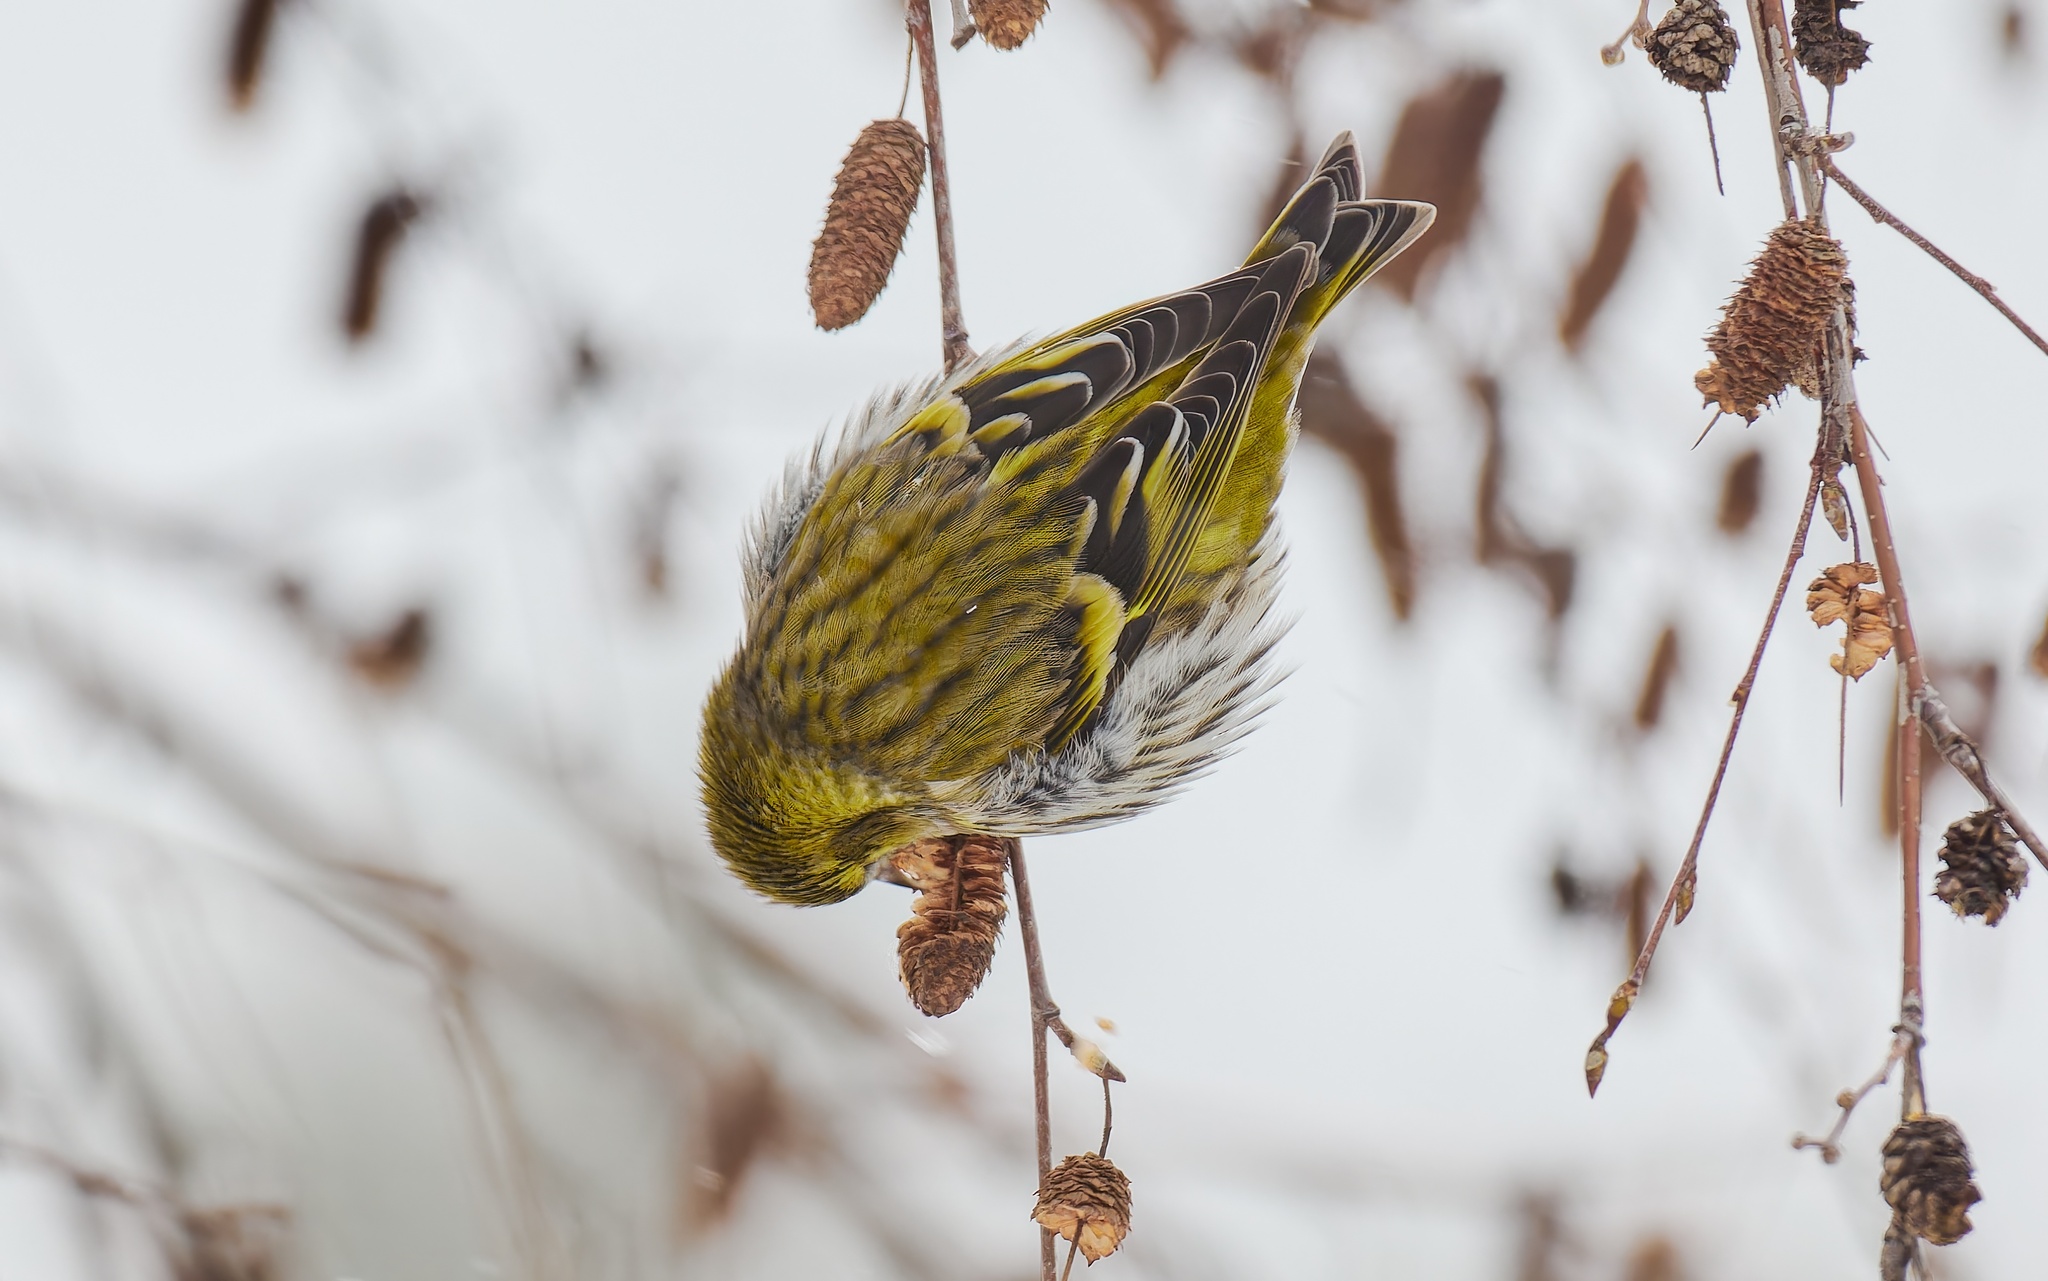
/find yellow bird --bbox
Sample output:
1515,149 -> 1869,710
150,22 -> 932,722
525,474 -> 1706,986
701,133 -> 1434,904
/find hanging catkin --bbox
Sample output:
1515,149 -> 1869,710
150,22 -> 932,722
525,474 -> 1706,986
808,119 -> 927,331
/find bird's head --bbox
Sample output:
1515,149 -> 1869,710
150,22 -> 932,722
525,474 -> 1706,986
698,666 -> 941,906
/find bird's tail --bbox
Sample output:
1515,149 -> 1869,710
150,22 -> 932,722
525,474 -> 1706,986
1242,132 -> 1436,334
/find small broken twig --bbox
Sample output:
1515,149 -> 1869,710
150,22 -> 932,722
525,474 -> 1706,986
1792,1007 -> 1922,1163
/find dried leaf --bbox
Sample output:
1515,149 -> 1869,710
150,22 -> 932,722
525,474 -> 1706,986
1624,1235 -> 1683,1281
343,190 -> 426,342
1634,624 -> 1680,729
1372,70 -> 1506,300
1471,374 -> 1576,618
2029,607 -> 2048,679
1298,353 -> 1415,619
1100,0 -> 1190,78
178,1205 -> 290,1281
225,0 -> 279,112
1559,158 -> 1648,351
1716,448 -> 1762,534
808,120 -> 926,331
346,607 -> 431,689
679,1057 -> 782,1235
1232,7 -> 1311,85
1805,562 -> 1891,679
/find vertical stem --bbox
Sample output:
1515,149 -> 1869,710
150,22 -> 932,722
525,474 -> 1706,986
1847,404 -> 1928,1114
905,0 -> 974,373
1741,0 -> 1799,219
1008,839 -> 1058,1281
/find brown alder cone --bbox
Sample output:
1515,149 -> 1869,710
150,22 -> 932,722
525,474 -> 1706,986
893,835 -> 1007,1017
1934,809 -> 2029,925
1880,1116 -> 1981,1246
1792,0 -> 1871,87
1695,219 -> 1849,421
1805,561 -> 1892,679
1032,1152 -> 1133,1263
971,0 -> 1049,48
1646,0 -> 1739,94
808,119 -> 927,331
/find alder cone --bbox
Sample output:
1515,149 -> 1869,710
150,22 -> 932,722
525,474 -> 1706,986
1032,1152 -> 1133,1263
1792,0 -> 1871,87
1646,0 -> 1739,94
808,119 -> 926,331
1695,218 -> 1849,421
894,835 -> 1008,1017
1934,809 -> 2028,925
971,0 -> 1049,49
1880,1116 -> 1980,1246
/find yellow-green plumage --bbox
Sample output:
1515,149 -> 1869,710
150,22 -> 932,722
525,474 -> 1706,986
702,133 -> 1434,904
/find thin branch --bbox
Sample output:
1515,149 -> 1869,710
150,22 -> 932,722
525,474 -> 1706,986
1792,1015 -> 1920,1163
1584,444 -> 1826,1095
1009,840 -> 1058,1281
1008,840 -> 1123,1281
1819,157 -> 2048,360
906,0 -> 974,372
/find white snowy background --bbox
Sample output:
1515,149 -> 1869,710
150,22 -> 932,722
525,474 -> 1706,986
0,1 -> 2044,1278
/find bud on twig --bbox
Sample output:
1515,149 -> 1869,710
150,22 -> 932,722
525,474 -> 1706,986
894,835 -> 1007,1017
1695,219 -> 1849,422
1032,1152 -> 1132,1263
807,119 -> 927,331
969,0 -> 1048,49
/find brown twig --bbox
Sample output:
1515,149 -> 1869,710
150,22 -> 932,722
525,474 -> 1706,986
1819,157 -> 2048,360
1007,840 -> 1123,1281
1791,1015 -> 1920,1163
1583,446 -> 1825,1095
906,0 -> 974,372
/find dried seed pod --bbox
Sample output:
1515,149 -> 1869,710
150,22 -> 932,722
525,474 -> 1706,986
894,835 -> 1007,1017
807,119 -> 927,331
1646,0 -> 1739,93
1695,219 -> 1849,422
1935,809 -> 2029,925
1880,1115 -> 1981,1246
1032,1152 -> 1132,1263
1805,561 -> 1892,679
971,0 -> 1049,49
1792,0 -> 1871,87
